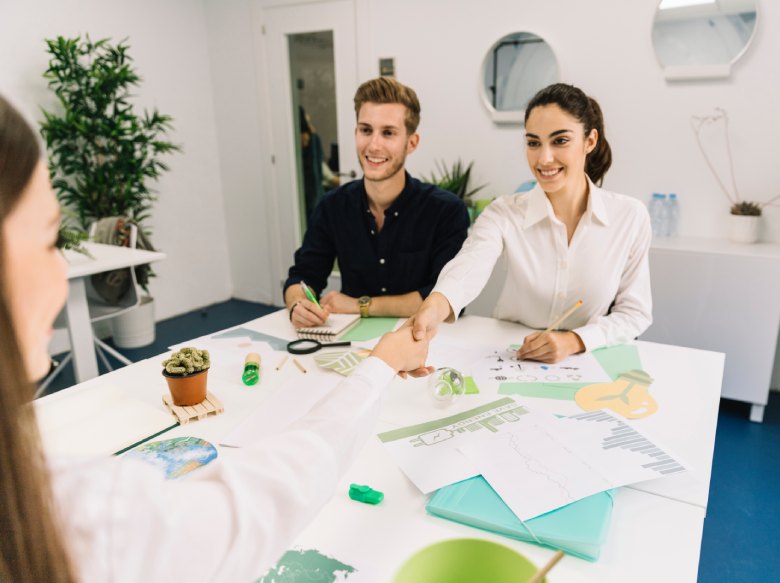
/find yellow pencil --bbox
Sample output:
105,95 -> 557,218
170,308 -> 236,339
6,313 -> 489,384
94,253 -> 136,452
292,357 -> 307,374
543,300 -> 583,334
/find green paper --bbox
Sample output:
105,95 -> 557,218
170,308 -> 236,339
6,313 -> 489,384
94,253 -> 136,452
340,317 -> 399,342
499,383 -> 581,400
499,344 -> 642,401
257,548 -> 356,582
464,376 -> 479,394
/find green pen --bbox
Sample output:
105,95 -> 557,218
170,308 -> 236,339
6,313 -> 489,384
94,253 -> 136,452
300,280 -> 321,309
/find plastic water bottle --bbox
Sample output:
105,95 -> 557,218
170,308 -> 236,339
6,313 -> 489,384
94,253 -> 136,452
648,193 -> 667,238
665,193 -> 679,237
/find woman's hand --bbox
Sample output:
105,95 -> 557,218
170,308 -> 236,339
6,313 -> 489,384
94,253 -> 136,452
407,292 -> 452,341
372,327 -> 435,378
516,331 -> 585,363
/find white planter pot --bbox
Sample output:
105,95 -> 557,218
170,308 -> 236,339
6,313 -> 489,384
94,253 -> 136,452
111,295 -> 156,348
728,214 -> 760,244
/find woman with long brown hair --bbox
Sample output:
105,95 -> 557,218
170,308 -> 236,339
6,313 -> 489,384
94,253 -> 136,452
410,83 -> 652,363
0,93 -> 432,582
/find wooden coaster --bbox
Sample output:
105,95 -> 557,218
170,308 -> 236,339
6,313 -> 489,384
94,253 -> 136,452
162,392 -> 224,425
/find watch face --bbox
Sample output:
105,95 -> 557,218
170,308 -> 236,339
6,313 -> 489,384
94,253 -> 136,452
359,296 -> 370,306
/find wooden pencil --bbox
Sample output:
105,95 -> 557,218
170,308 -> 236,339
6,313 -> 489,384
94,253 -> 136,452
528,550 -> 565,583
292,357 -> 307,373
543,300 -> 583,334
275,355 -> 289,371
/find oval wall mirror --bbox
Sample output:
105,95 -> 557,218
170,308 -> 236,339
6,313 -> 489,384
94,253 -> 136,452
652,0 -> 759,80
480,32 -> 558,124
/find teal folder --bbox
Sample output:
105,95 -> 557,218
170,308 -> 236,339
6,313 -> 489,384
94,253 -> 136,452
426,476 -> 614,562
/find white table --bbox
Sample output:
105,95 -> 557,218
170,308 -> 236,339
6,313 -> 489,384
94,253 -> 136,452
63,242 -> 166,383
36,310 -> 724,581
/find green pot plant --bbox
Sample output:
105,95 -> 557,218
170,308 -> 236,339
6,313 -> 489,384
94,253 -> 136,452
162,347 -> 211,406
691,108 -> 779,244
423,159 -> 488,222
40,35 -> 180,345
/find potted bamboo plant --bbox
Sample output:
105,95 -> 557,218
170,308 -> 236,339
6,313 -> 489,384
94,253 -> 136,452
40,35 -> 180,345
162,347 -> 211,406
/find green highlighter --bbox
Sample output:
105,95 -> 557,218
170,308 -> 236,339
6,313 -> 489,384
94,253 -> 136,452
300,280 -> 321,308
242,353 -> 261,386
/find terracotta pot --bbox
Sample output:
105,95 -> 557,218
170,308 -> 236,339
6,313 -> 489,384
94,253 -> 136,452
163,368 -> 208,406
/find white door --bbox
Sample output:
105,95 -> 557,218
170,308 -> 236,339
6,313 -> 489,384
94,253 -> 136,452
256,0 -> 359,305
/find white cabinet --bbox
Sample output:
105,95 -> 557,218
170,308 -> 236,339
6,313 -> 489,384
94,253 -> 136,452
641,237 -> 780,422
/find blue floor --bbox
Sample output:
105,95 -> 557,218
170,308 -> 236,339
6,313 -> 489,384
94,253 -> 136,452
40,299 -> 780,582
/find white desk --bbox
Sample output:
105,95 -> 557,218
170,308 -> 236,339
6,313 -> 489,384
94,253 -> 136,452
36,310 -> 724,581
63,242 -> 166,383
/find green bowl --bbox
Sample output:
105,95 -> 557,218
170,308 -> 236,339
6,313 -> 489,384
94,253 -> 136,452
393,538 -> 544,583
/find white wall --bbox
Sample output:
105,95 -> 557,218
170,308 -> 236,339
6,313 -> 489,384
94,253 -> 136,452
204,0 -> 278,304
3,0 -> 779,385
361,0 -> 779,243
0,0 -> 234,330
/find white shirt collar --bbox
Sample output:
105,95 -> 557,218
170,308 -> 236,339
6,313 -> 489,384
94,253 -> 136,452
523,175 -> 610,229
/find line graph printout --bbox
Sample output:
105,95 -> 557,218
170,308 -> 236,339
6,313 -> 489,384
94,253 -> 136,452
459,409 -> 688,521
377,397 -> 530,494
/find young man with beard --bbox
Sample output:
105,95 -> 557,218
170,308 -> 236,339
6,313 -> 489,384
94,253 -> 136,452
284,77 -> 469,328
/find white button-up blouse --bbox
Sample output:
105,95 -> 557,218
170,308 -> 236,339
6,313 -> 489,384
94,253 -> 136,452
433,179 -> 652,351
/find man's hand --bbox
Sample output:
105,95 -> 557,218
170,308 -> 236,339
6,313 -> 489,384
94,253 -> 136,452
516,331 -> 585,363
290,300 -> 330,329
371,326 -> 435,378
321,291 -> 359,314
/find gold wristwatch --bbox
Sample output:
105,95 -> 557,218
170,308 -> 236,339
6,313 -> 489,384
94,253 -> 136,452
358,295 -> 371,318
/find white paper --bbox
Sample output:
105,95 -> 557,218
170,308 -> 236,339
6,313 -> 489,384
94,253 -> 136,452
377,397 -> 530,493
472,347 -> 612,387
35,386 -> 176,457
460,409 -> 688,520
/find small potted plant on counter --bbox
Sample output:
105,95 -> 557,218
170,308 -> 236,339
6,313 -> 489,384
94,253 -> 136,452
162,347 -> 210,406
691,108 -> 779,244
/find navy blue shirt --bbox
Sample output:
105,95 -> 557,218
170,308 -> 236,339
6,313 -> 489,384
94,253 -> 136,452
284,173 -> 469,300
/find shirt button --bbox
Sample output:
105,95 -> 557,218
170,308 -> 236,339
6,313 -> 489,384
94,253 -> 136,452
560,261 -> 568,268
394,211 -> 399,217
558,292 -> 566,299
379,258 -> 386,265
371,230 -> 375,235
381,287 -> 387,293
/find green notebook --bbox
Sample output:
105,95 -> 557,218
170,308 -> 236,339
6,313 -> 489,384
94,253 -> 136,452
427,476 -> 614,562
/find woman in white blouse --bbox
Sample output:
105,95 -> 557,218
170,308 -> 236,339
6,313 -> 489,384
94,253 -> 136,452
0,94 -> 432,583
411,83 -> 652,363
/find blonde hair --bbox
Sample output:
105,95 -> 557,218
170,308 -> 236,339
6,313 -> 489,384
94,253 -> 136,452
353,77 -> 421,135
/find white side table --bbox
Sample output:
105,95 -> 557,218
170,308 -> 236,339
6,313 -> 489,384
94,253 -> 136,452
64,243 -> 166,383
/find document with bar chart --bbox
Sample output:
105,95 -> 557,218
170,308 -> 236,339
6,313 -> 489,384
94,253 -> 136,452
459,409 -> 687,521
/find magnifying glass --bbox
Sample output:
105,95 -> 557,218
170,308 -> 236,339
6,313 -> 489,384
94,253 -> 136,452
286,339 -> 352,355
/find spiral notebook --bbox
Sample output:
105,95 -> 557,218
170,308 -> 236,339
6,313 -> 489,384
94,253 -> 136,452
297,313 -> 362,341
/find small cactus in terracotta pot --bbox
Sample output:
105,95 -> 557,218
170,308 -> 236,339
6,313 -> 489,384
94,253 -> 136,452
162,347 -> 210,406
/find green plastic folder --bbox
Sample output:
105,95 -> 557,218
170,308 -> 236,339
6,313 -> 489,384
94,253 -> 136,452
426,476 -> 614,562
